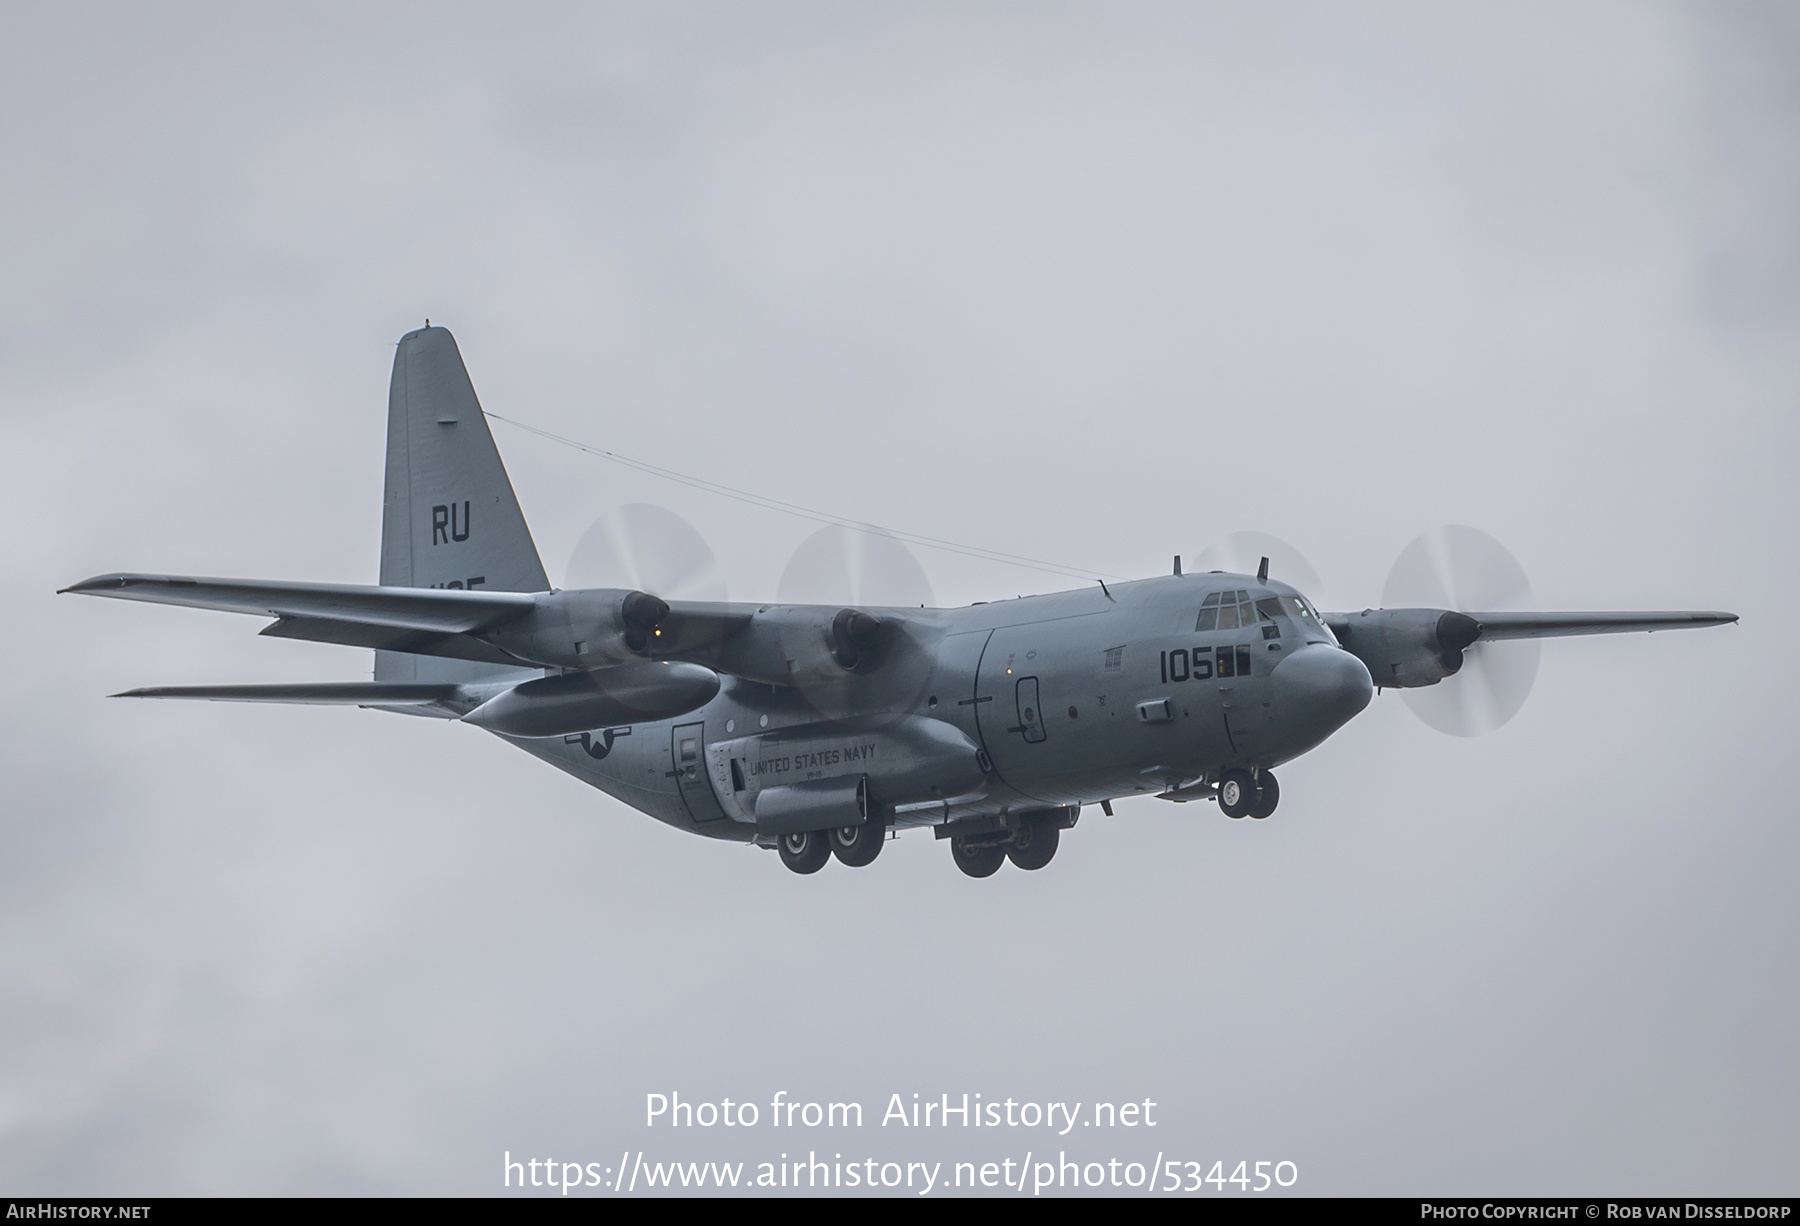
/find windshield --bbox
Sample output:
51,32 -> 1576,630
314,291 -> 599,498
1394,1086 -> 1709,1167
1258,594 -> 1331,637
1197,589 -> 1332,641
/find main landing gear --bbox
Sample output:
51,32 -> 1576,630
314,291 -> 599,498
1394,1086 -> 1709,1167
950,836 -> 1006,878
1218,768 -> 1279,820
778,821 -> 887,873
828,820 -> 884,867
777,829 -> 831,874
775,808 -> 1075,876
950,810 -> 1063,878
1006,815 -> 1059,871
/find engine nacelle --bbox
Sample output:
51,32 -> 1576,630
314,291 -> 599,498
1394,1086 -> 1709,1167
485,588 -> 667,670
702,606 -> 895,688
1329,608 -> 1482,689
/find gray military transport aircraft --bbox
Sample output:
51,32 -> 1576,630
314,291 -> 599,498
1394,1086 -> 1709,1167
62,327 -> 1738,877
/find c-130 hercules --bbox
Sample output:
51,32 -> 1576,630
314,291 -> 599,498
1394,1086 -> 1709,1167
63,327 -> 1737,877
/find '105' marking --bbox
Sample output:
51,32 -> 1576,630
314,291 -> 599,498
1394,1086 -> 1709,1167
1162,646 -> 1252,683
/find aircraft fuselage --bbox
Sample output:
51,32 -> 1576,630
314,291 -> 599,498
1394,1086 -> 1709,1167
513,572 -> 1373,841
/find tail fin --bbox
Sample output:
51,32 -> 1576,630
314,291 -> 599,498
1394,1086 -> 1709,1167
376,325 -> 548,683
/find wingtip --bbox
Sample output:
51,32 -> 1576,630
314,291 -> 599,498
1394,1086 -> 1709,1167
60,574 -> 129,595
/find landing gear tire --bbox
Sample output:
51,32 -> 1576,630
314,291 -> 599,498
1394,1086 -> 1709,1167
1219,769 -> 1256,819
830,820 -> 885,867
951,835 -> 1006,878
1007,815 -> 1060,871
1248,771 -> 1279,819
778,829 -> 831,874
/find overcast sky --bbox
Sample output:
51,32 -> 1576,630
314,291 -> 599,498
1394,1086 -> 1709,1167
2,1 -> 1795,1196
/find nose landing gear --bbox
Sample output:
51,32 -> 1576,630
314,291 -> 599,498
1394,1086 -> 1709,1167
1219,769 -> 1279,819
1247,771 -> 1278,819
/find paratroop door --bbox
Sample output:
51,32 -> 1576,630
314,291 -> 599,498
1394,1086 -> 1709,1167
672,721 -> 726,823
1015,676 -> 1046,743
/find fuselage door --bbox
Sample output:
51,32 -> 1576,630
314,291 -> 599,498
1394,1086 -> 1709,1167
1016,676 -> 1047,743
671,721 -> 727,823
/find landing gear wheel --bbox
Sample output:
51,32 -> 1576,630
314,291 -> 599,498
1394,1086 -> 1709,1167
830,820 -> 885,867
1248,771 -> 1279,819
1006,815 -> 1060,870
778,829 -> 831,874
1218,769 -> 1256,819
951,835 -> 1006,878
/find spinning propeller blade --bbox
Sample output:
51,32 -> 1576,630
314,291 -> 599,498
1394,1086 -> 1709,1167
1382,525 -> 1540,737
565,503 -> 727,601
777,526 -> 935,608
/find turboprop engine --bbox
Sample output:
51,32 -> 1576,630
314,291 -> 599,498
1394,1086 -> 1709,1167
461,660 -> 719,738
722,606 -> 892,686
481,588 -> 672,670
1329,608 -> 1483,689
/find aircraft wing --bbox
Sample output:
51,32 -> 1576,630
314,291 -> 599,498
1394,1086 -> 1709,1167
65,573 -> 926,684
60,573 -> 537,632
1463,611 -> 1738,640
644,601 -> 757,654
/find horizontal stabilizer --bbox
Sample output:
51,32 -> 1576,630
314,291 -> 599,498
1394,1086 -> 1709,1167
258,615 -> 525,666
61,574 -> 535,634
1465,611 -> 1738,640
112,682 -> 462,704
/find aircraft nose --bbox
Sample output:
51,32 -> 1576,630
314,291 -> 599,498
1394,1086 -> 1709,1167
1269,643 -> 1374,750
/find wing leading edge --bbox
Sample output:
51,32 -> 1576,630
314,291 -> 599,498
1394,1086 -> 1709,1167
61,572 -> 904,682
1324,608 -> 1738,642
1460,611 -> 1738,640
60,573 -> 536,632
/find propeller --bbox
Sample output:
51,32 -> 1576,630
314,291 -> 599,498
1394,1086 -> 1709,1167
1189,531 -> 1328,604
1382,525 -> 1541,737
564,503 -> 727,601
776,526 -> 935,608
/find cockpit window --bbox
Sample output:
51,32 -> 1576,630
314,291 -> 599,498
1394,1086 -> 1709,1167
1269,594 -> 1331,638
1196,589 -> 1257,633
1195,591 -> 1220,631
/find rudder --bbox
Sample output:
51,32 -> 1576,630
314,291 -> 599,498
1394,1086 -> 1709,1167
376,325 -> 548,684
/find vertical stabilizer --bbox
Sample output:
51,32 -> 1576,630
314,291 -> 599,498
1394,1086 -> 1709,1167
376,326 -> 548,683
